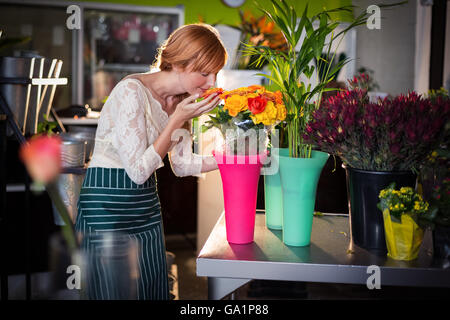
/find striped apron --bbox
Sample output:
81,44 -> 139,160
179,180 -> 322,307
75,167 -> 169,300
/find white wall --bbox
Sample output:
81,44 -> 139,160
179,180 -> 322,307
354,0 -> 417,95
414,0 -> 432,94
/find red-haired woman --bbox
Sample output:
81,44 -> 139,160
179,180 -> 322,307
75,24 -> 227,300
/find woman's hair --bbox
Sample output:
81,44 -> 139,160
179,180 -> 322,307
153,23 -> 228,74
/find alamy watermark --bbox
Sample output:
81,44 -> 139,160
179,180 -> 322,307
367,5 -> 381,30
66,264 -> 81,290
66,5 -> 81,30
66,263 -> 382,291
171,127 -> 281,175
366,265 -> 381,289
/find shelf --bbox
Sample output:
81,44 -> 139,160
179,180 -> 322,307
197,212 -> 450,299
95,63 -> 151,73
59,117 -> 99,125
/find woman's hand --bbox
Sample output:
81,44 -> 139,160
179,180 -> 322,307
171,93 -> 220,127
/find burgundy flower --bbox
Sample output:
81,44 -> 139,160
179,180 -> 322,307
390,144 -> 400,154
309,85 -> 449,171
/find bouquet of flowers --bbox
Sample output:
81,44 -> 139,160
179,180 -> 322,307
201,85 -> 286,155
378,183 -> 429,223
303,88 -> 450,171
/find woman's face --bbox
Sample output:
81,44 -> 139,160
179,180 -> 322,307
175,64 -> 217,96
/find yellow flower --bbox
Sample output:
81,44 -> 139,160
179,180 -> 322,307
246,93 -> 259,99
251,101 -> 278,125
400,187 -> 409,194
414,201 -> 421,211
224,94 -> 248,117
276,103 -> 287,121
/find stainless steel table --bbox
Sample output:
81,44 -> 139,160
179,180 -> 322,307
197,212 -> 450,300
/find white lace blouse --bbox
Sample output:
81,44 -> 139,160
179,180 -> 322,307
88,77 -> 205,185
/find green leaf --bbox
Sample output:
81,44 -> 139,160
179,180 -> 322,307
390,212 -> 402,224
294,5 -> 308,44
271,0 -> 290,26
201,124 -> 210,133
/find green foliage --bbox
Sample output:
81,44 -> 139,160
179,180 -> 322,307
37,114 -> 58,135
421,177 -> 450,228
201,105 -> 232,133
201,104 -> 265,133
243,0 -> 403,158
378,182 -> 429,224
242,0 -> 369,158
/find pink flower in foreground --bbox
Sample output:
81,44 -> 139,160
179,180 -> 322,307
19,134 -> 62,184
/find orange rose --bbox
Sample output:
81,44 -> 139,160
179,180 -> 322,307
223,95 -> 248,117
202,87 -> 224,98
274,91 -> 283,104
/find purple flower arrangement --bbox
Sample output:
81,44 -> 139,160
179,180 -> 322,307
304,89 -> 450,171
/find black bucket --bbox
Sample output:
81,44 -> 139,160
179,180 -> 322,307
433,224 -> 450,260
344,165 -> 417,255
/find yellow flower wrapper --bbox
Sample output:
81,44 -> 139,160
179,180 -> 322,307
382,209 -> 424,261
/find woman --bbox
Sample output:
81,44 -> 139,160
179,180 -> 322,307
75,23 -> 227,300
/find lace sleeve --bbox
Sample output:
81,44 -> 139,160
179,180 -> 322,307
112,80 -> 164,184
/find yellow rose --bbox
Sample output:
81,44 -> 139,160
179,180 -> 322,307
224,95 -> 248,117
276,103 -> 287,121
251,101 -> 278,125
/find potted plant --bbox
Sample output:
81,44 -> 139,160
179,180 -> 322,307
202,86 -> 286,244
419,101 -> 449,259
241,0 -> 372,246
377,183 -> 429,260
423,178 -> 450,260
304,87 -> 450,254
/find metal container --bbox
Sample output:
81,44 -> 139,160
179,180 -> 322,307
60,134 -> 86,168
67,126 -> 97,162
52,172 -> 85,226
52,133 -> 86,226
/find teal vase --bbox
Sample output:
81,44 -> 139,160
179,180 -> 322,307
264,148 -> 289,230
279,150 -> 329,246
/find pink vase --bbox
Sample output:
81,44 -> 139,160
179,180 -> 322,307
213,151 -> 266,244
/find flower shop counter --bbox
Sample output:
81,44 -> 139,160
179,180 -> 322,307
196,212 -> 450,300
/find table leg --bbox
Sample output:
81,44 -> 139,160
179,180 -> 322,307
207,277 -> 251,300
